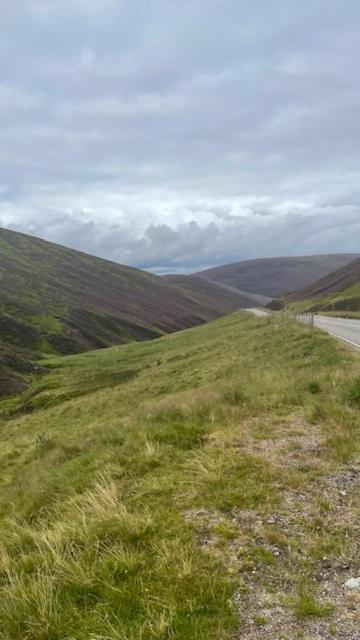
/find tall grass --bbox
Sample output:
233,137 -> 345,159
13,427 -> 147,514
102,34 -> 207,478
0,311 -> 359,638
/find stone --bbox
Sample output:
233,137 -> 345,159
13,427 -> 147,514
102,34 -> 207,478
344,577 -> 360,591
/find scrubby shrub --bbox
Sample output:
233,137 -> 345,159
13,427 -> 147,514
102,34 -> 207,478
267,299 -> 285,311
306,381 -> 321,395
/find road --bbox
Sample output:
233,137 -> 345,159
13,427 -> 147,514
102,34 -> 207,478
247,308 -> 270,318
247,309 -> 360,349
313,315 -> 360,349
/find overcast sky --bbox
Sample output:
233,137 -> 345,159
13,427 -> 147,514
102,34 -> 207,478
1,1 -> 360,273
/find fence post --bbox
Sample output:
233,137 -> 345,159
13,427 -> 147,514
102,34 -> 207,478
294,313 -> 315,329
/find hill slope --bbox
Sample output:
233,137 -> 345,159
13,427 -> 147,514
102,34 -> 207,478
0,311 -> 359,639
287,257 -> 360,301
163,274 -> 257,308
195,255 -> 359,298
285,257 -> 360,316
0,228 -> 245,395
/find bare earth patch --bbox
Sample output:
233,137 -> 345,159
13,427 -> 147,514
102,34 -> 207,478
186,414 -> 360,639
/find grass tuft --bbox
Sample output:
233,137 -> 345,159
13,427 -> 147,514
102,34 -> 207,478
295,589 -> 333,619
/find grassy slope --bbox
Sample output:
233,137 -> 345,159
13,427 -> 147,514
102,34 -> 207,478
286,283 -> 360,318
286,258 -> 360,317
0,228 -> 245,394
196,255 -> 359,298
0,312 -> 359,639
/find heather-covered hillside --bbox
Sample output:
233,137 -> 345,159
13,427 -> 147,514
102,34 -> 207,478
0,228 -> 244,395
196,255 -> 359,298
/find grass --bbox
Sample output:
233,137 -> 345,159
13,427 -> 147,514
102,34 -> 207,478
0,227 -> 247,395
0,311 -> 359,638
286,282 -> 360,316
295,590 -> 333,619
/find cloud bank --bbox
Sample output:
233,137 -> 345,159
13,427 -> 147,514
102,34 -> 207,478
1,1 -> 360,271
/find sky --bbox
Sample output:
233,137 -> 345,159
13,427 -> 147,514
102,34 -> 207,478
1,0 -> 360,273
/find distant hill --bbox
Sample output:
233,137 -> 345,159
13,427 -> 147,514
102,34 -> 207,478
195,255 -> 359,298
285,257 -> 360,315
0,228 -> 245,396
287,257 -> 360,301
163,275 -> 257,309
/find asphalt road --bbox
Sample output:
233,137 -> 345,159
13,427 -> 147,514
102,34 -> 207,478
247,309 -> 360,349
313,315 -> 360,349
247,308 -> 270,318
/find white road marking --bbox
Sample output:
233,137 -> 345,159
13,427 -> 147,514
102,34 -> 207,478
322,331 -> 360,350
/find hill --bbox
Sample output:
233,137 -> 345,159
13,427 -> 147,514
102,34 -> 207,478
0,311 -> 359,639
287,257 -> 360,302
0,228 -> 245,395
163,274 -> 257,308
285,257 -> 360,316
195,255 -> 359,298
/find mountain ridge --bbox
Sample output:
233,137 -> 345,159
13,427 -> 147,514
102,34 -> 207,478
195,254 -> 360,298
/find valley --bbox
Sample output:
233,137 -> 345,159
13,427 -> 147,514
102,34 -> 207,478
0,228 -> 248,396
2,4 -> 360,638
0,230 -> 359,639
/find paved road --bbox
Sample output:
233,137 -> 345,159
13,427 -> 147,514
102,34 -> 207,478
247,309 -> 360,349
247,308 -> 271,318
314,315 -> 360,349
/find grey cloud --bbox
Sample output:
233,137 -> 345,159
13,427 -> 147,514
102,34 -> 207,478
0,1 -> 360,270
3,205 -> 359,275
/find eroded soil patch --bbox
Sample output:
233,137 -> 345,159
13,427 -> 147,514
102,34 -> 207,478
185,415 -> 360,639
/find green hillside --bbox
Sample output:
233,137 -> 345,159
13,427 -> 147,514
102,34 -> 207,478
0,312 -> 359,639
287,283 -> 360,318
0,228 -> 245,396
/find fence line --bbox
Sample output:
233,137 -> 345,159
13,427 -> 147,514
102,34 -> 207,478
295,313 -> 314,329
281,311 -> 315,329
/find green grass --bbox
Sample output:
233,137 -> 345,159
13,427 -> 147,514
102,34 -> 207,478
29,314 -> 64,335
0,311 -> 359,638
295,589 -> 333,619
287,282 -> 360,316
